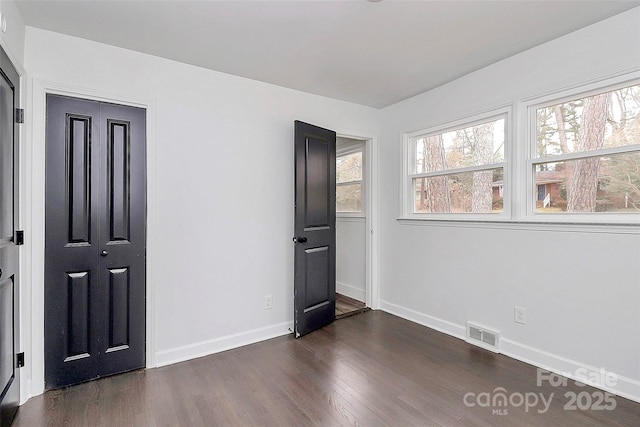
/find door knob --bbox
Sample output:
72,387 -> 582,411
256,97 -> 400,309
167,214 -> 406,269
293,236 -> 307,243
100,250 -> 108,257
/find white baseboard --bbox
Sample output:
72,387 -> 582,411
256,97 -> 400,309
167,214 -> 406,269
336,281 -> 366,302
379,300 -> 466,340
501,338 -> 640,404
154,321 -> 292,367
380,300 -> 640,403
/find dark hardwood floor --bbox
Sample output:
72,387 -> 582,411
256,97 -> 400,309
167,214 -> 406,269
335,293 -> 368,319
13,311 -> 640,426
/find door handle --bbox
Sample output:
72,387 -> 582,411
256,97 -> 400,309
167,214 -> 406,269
292,236 -> 307,243
100,250 -> 108,257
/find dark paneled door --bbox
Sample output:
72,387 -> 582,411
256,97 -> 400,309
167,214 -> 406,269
293,121 -> 336,337
45,95 -> 146,389
0,46 -> 21,427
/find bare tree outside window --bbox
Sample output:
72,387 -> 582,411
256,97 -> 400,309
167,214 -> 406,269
413,117 -> 505,214
418,135 -> 450,212
336,151 -> 363,213
535,84 -> 640,213
467,123 -> 495,212
566,93 -> 608,211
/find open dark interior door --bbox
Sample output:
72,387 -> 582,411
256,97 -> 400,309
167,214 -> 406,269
293,121 -> 336,338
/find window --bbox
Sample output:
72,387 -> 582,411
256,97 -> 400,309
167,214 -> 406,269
404,111 -> 509,218
336,142 -> 364,214
530,82 -> 640,218
401,76 -> 639,226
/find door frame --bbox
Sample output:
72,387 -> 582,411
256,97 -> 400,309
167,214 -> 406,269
334,128 -> 378,311
23,79 -> 158,400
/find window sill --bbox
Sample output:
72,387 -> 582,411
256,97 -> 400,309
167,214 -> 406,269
396,218 -> 640,234
337,215 -> 366,222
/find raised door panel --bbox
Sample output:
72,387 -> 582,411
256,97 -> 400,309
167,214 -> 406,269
107,120 -> 130,243
304,138 -> 331,229
67,116 -> 92,245
106,267 -> 130,352
304,246 -> 330,311
65,272 -> 91,361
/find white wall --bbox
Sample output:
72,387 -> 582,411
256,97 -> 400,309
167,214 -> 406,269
22,26 -> 381,398
336,218 -> 366,302
336,137 -> 367,302
0,0 -> 25,66
379,8 -> 640,402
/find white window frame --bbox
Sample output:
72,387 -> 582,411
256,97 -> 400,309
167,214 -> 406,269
336,141 -> 365,217
523,75 -> 640,224
401,107 -> 512,221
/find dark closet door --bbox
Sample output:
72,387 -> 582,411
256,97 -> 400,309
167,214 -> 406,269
0,45 -> 20,427
293,121 -> 336,337
45,95 -> 146,389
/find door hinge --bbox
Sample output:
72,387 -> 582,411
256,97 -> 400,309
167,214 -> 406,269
15,108 -> 24,124
15,230 -> 24,245
16,352 -> 24,368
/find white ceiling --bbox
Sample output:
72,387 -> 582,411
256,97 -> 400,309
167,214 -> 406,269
15,0 -> 640,108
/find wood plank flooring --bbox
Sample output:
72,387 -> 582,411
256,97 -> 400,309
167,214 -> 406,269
335,293 -> 368,319
13,311 -> 640,426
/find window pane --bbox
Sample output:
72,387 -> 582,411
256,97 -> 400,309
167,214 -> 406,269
534,151 -> 640,213
337,152 -> 362,183
337,183 -> 362,212
415,118 -> 504,173
536,84 -> 640,157
413,168 -> 503,213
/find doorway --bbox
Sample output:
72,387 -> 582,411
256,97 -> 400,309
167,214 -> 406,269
335,136 -> 370,319
44,95 -> 146,389
293,123 -> 377,336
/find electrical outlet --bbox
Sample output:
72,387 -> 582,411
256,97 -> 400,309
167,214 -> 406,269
264,295 -> 273,310
514,306 -> 527,324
